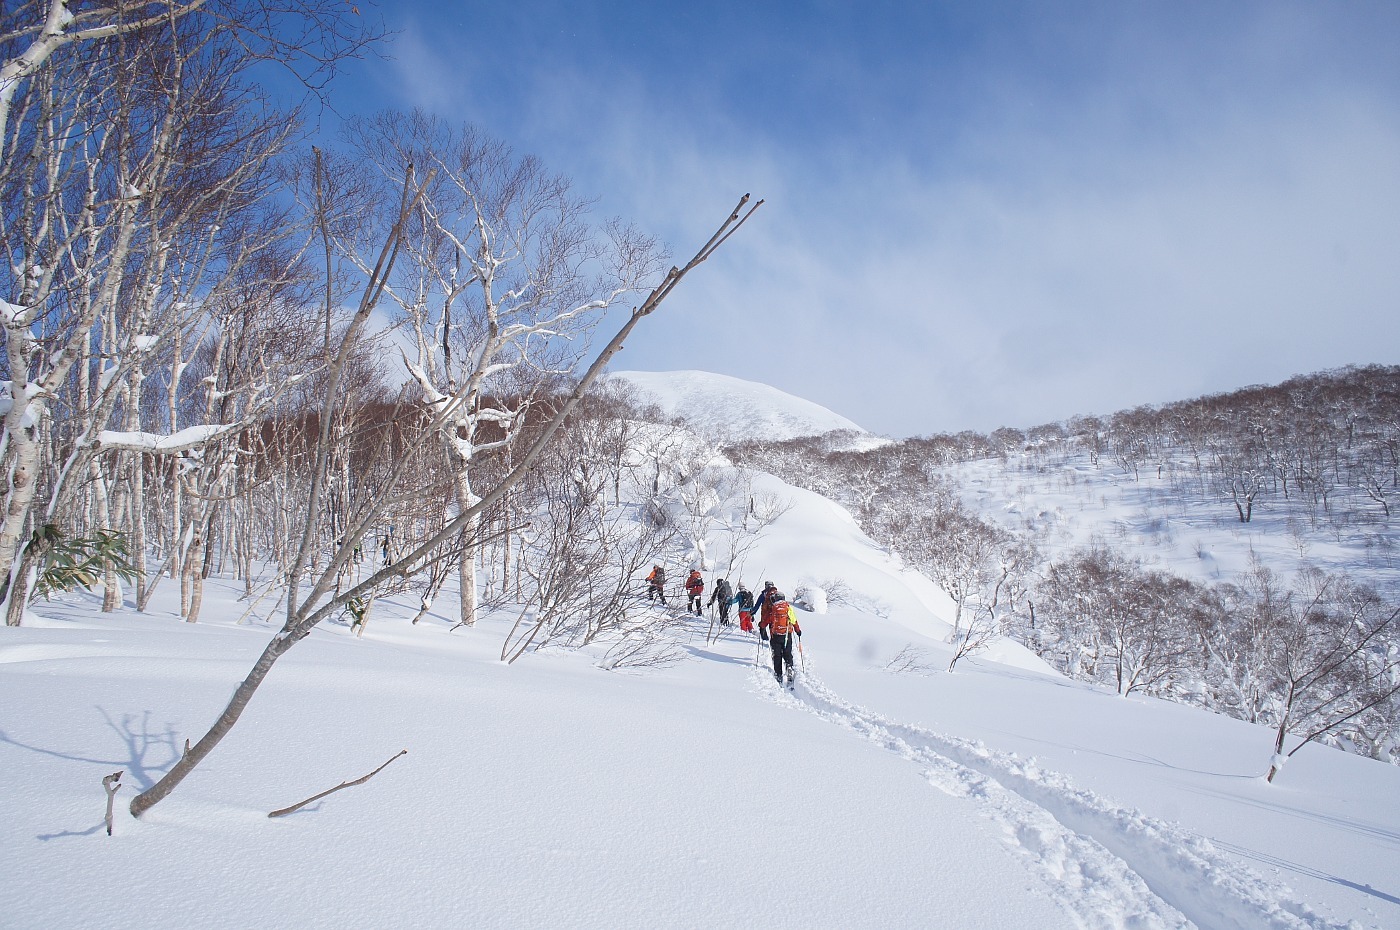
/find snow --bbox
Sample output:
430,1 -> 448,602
609,369 -> 878,444
0,379 -> 44,424
4,373 -> 1399,929
0,298 -> 27,326
944,450 -> 1400,598
96,424 -> 238,453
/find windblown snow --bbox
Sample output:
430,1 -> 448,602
609,369 -> 880,445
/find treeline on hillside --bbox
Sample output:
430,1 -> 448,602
727,367 -> 1400,772
848,366 -> 1399,528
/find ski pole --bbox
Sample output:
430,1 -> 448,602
798,634 -> 806,672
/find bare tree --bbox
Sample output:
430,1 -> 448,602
127,193 -> 763,818
1263,571 -> 1400,782
946,612 -> 1000,672
1038,547 -> 1194,695
0,0 -> 382,159
499,429 -> 677,663
338,112 -> 664,629
884,645 -> 935,674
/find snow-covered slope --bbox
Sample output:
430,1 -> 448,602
4,410 -> 1399,929
959,450 -> 1400,598
609,369 -> 878,444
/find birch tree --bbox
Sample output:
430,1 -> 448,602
342,111 -> 664,627
0,0 -> 379,163
0,1 -> 377,624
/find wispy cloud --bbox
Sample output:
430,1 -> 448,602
377,22 -> 470,118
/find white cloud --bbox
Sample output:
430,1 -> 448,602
362,4 -> 1400,436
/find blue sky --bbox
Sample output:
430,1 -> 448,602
311,1 -> 1400,437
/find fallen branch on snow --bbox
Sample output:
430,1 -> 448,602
267,749 -> 407,818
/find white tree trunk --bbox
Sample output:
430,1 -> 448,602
454,469 -> 481,627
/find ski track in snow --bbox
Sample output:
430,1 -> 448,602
746,659 -> 1356,930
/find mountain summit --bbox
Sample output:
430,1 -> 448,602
608,369 -> 871,443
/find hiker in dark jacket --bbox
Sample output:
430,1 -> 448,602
646,565 -> 667,604
708,577 -> 734,625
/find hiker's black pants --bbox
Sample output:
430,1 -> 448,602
771,633 -> 795,682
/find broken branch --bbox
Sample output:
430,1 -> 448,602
267,749 -> 407,818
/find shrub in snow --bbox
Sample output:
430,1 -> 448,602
818,576 -> 852,606
883,645 -> 934,674
793,582 -> 828,614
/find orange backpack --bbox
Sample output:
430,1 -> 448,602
769,600 -> 792,635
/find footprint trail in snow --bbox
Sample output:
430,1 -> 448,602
751,663 -> 1354,930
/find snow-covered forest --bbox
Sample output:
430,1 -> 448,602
728,365 -> 1400,772
4,4 -> 1400,929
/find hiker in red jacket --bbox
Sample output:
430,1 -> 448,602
733,582 -> 756,632
758,587 -> 802,688
685,569 -> 705,616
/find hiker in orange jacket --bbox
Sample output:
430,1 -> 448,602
753,581 -> 780,636
646,565 -> 667,605
758,586 -> 802,688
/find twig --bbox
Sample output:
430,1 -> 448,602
102,771 -> 122,836
267,749 -> 407,818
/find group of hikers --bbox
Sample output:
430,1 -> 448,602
645,565 -> 804,688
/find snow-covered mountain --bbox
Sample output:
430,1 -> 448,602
608,369 -> 880,445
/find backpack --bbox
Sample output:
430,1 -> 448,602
737,589 -> 754,611
687,571 -> 703,592
769,599 -> 793,635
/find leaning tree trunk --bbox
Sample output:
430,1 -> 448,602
129,629 -> 304,817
